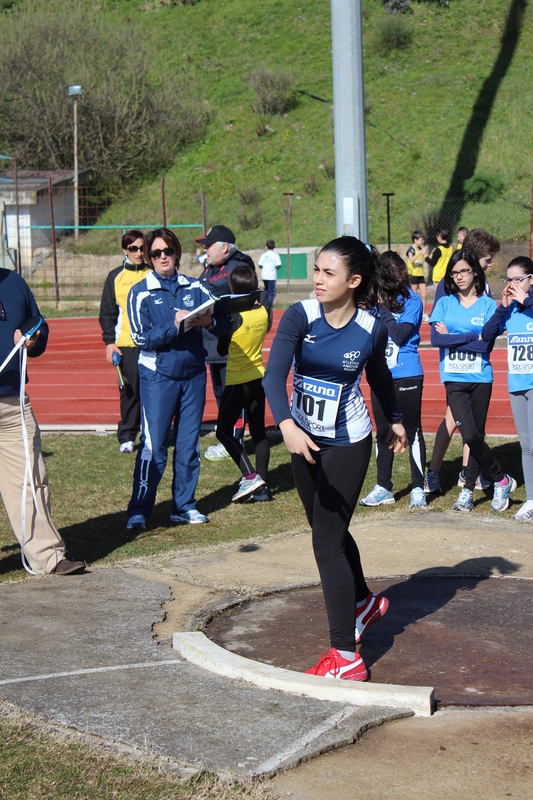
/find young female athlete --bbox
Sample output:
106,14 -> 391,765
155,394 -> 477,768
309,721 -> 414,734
263,237 -> 408,681
361,250 -> 426,510
215,266 -> 272,503
430,248 -> 516,512
482,256 -> 533,520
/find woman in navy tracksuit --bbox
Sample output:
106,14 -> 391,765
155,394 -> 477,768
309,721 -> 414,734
126,228 -> 230,530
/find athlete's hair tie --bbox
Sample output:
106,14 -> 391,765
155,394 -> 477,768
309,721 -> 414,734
365,244 -> 371,252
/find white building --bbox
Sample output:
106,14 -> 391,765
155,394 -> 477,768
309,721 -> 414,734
0,169 -> 91,269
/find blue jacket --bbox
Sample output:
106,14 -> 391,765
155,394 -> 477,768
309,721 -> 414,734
0,268 -> 48,397
127,270 -> 230,380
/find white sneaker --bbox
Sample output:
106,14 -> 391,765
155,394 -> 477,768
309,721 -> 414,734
119,441 -> 135,453
409,487 -> 427,509
204,443 -> 230,461
170,509 -> 208,524
491,475 -> 517,512
126,514 -> 146,530
512,500 -> 533,521
360,484 -> 395,507
232,474 -> 265,502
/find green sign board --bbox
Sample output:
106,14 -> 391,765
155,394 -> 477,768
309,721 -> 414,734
278,253 -> 308,280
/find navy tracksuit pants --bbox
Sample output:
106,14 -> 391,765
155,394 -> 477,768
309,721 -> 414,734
128,366 -> 206,519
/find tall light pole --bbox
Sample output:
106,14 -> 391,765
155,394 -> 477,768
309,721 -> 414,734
331,0 -> 368,242
68,85 -> 82,239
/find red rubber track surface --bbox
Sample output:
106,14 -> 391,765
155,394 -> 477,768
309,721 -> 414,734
26,313 -> 515,435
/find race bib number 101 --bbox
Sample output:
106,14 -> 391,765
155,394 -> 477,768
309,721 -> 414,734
291,373 -> 342,439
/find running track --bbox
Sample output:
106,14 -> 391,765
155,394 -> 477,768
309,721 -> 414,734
26,312 -> 515,436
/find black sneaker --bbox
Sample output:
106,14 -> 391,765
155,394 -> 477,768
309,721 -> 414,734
250,486 -> 271,502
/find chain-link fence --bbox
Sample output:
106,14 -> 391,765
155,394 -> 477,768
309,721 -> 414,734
403,196 -> 531,247
0,181 -> 203,303
1,179 -> 531,303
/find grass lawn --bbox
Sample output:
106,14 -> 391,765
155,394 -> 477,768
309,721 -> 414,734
0,431 -> 524,584
0,704 -> 272,800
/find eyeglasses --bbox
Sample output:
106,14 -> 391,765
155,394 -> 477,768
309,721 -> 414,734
502,274 -> 533,284
127,245 -> 143,253
451,268 -> 473,280
149,247 -> 176,260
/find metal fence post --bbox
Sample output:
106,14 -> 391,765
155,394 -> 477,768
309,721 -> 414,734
161,177 -> 167,227
48,178 -> 60,308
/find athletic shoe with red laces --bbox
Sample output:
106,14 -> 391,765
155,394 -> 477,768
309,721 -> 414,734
355,592 -> 389,644
305,648 -> 368,681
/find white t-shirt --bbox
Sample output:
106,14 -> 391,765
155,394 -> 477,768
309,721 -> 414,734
258,250 -> 282,280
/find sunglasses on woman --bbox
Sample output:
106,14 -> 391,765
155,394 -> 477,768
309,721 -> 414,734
127,245 -> 144,254
149,247 -> 176,260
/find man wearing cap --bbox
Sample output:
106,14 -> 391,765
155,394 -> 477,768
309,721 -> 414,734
0,268 -> 85,575
195,226 -> 256,460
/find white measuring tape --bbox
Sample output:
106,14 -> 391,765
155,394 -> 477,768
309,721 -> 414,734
0,318 -> 61,574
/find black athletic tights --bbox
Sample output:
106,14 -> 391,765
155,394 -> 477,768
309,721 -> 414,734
445,381 -> 504,491
371,377 -> 425,491
216,378 -> 269,481
291,434 -> 372,652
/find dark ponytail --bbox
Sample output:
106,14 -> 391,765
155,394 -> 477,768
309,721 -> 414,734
319,237 -> 409,313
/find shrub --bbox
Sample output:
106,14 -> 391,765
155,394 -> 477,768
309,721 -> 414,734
238,185 -> 260,207
374,14 -> 414,54
383,0 -> 412,13
237,208 -> 262,231
248,67 -> 298,117
303,174 -> 320,196
463,173 -> 504,204
323,161 -> 335,181
0,1 -> 209,185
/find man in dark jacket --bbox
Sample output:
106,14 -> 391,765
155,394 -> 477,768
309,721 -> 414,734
0,268 -> 85,575
196,226 -> 255,460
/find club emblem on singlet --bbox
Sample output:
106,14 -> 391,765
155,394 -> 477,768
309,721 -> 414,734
342,350 -> 361,371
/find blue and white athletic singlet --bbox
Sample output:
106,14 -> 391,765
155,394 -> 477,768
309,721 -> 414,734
263,299 -> 401,447
498,302 -> 533,392
431,294 -> 497,384
383,290 -> 423,379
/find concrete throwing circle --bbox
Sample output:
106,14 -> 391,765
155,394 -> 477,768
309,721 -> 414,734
206,577 -> 533,707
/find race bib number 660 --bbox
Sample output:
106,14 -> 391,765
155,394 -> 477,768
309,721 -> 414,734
291,372 -> 342,439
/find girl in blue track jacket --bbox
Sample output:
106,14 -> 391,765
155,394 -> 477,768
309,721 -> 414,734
482,256 -> 533,520
263,236 -> 408,682
430,248 -> 516,513
360,250 -> 426,510
126,228 -> 231,530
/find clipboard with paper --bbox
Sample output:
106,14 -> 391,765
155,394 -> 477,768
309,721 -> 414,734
179,290 -> 261,333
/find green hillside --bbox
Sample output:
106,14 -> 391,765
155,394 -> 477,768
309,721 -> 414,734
4,0 -> 533,253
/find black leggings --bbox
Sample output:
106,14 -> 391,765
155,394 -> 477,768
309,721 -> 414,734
291,435 -> 372,652
371,377 -> 425,491
216,379 -> 269,481
445,381 -> 504,490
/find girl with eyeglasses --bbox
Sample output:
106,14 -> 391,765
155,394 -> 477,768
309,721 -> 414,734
99,230 -> 151,454
430,248 -> 516,512
125,228 -> 231,531
482,256 -> 533,520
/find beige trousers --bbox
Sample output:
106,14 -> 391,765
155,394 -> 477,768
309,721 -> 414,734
0,395 -> 65,574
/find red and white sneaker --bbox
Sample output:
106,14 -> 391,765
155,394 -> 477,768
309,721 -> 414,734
355,592 -> 389,644
305,648 -> 368,681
